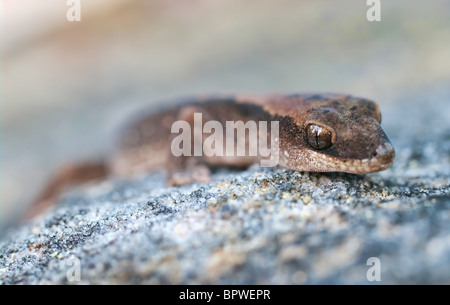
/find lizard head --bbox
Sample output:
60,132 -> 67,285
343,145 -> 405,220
280,95 -> 395,174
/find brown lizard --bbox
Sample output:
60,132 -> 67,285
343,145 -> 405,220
28,93 -> 395,218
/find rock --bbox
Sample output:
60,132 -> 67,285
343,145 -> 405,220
1,1 -> 450,285
1,100 -> 449,284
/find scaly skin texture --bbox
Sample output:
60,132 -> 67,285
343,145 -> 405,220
29,93 -> 395,218
112,94 -> 395,183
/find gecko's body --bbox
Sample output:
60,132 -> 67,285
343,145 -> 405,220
29,94 -> 395,217
112,93 -> 394,179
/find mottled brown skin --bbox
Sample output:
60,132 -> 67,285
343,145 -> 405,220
112,93 -> 394,178
28,93 -> 395,218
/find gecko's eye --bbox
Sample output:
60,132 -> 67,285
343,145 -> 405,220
305,124 -> 333,150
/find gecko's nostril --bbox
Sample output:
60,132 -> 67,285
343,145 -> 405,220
374,143 -> 395,165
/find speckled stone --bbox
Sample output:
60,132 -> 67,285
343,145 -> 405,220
1,83 -> 450,285
1,149 -> 449,284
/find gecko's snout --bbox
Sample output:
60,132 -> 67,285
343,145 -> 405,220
371,142 -> 395,170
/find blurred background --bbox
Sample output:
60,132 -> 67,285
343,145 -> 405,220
1,0 -> 450,226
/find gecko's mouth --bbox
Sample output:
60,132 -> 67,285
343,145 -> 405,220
303,142 -> 395,174
341,142 -> 396,174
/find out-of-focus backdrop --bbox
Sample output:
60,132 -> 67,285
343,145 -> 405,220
1,0 -> 450,224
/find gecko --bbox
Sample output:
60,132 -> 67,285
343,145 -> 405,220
28,93 -> 395,218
